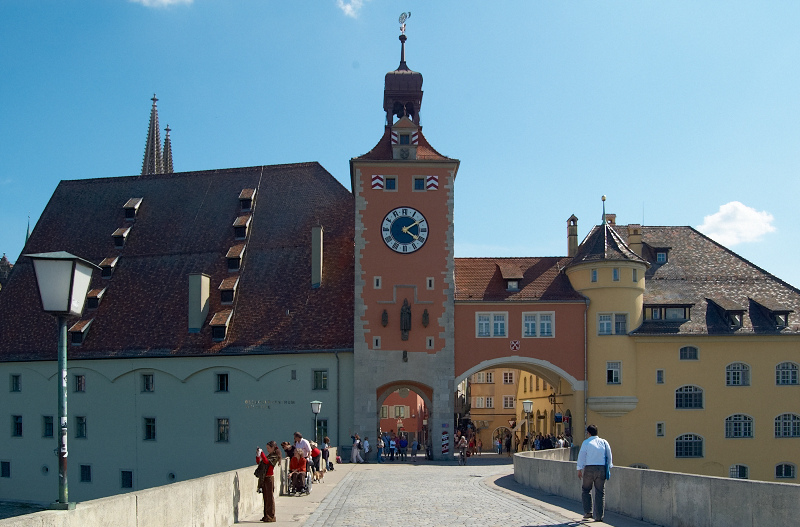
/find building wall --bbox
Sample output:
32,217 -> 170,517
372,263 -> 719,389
351,160 -> 458,458
0,352 -> 353,503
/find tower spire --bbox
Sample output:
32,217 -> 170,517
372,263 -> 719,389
163,125 -> 173,174
141,94 -> 163,175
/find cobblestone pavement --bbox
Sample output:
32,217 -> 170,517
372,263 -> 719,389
240,453 -> 660,526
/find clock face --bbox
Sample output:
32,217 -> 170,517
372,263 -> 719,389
381,206 -> 428,254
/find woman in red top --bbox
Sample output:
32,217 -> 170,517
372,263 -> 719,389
255,441 -> 281,522
310,443 -> 322,472
289,448 -> 307,494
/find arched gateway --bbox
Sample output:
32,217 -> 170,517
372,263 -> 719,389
351,28 -> 586,458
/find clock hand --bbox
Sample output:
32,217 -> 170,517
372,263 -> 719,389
401,219 -> 422,233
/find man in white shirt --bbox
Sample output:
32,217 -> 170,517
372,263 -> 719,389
576,424 -> 612,522
293,432 -> 313,491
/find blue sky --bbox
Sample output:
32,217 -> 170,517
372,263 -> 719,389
2,1 -> 799,288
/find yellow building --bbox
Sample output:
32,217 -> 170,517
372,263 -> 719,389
565,216 -> 800,482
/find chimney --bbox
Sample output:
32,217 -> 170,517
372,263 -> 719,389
188,273 -> 210,333
567,215 -> 579,257
311,225 -> 323,288
605,213 -> 616,225
627,224 -> 643,257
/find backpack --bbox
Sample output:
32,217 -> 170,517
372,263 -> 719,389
357,440 -> 363,450
327,461 -> 335,471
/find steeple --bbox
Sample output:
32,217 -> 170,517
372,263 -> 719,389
141,94 -> 163,175
163,125 -> 173,174
384,16 -> 423,127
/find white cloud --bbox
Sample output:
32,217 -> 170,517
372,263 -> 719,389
336,0 -> 365,18
696,201 -> 776,246
130,0 -> 193,7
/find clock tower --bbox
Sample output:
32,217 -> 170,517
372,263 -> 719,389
350,29 -> 460,458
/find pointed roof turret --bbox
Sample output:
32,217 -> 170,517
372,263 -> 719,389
568,223 -> 648,268
384,20 -> 423,126
163,125 -> 173,174
141,94 -> 163,175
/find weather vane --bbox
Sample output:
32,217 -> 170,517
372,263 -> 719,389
399,12 -> 411,35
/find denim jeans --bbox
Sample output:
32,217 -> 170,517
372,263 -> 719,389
581,465 -> 606,520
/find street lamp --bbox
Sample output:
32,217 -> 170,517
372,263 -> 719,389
26,251 -> 98,510
522,400 -> 533,451
310,400 -> 322,443
548,392 -> 557,434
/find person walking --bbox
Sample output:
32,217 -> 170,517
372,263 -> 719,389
362,436 -> 370,463
376,435 -> 384,463
576,424 -> 613,523
350,433 -> 364,463
255,441 -> 281,522
410,438 -> 418,462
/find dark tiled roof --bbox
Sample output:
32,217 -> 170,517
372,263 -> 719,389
353,127 -> 455,162
455,257 -> 585,302
611,225 -> 800,335
0,163 -> 354,361
569,224 -> 647,267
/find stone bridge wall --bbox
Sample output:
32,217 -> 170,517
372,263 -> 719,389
514,449 -> 799,527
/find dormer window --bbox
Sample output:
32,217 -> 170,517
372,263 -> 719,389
656,252 -> 667,263
226,244 -> 245,272
219,277 -> 239,305
210,310 -> 232,341
100,257 -> 119,279
123,198 -> 143,221
399,134 -> 410,145
86,288 -> 106,310
507,280 -> 519,291
729,312 -> 744,329
239,189 -> 256,212
749,297 -> 793,331
112,227 -> 131,248
233,215 -> 252,240
69,319 -> 93,346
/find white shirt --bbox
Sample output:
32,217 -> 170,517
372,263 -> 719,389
295,438 -> 312,458
576,435 -> 612,470
363,440 -> 370,453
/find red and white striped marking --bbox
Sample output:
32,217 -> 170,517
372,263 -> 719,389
426,176 -> 438,190
371,175 -> 384,189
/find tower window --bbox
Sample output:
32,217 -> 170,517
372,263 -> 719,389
384,177 -> 397,190
414,177 -> 425,191
399,134 -> 410,145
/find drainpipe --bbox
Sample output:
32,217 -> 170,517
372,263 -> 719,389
335,350 -> 340,448
583,299 -> 589,432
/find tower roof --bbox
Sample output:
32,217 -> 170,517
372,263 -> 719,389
141,94 -> 163,175
569,223 -> 648,267
384,34 -> 424,126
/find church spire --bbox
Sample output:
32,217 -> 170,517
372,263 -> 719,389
163,125 -> 173,174
141,94 -> 163,175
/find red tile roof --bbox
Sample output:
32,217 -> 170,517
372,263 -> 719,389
0,163 -> 354,361
455,257 -> 585,302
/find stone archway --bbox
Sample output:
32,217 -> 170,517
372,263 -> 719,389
375,380 -> 434,458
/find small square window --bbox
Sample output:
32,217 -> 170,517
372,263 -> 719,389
680,346 -> 698,360
144,417 -> 156,441
656,422 -> 665,437
656,369 -> 665,384
74,375 -> 86,393
216,418 -> 230,443
395,406 -> 405,418
381,405 -> 388,418
607,362 -> 621,384
75,416 -> 87,439
121,470 -> 133,488
426,277 -> 434,290
0,461 -> 9,478
503,395 -> 515,409
414,177 -> 425,191
503,372 -> 514,384
507,280 -> 519,291
399,134 -> 410,145
384,177 -> 397,190
10,374 -> 21,392
313,370 -> 328,390
657,252 -> 667,263
43,416 -> 54,438
216,373 -> 229,393
80,464 -> 92,483
12,415 -> 22,437
227,258 -> 241,272
141,373 -> 154,392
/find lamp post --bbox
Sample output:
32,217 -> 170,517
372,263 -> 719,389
26,252 -> 98,510
310,400 -> 322,443
522,400 -> 533,451
548,392 -> 557,434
